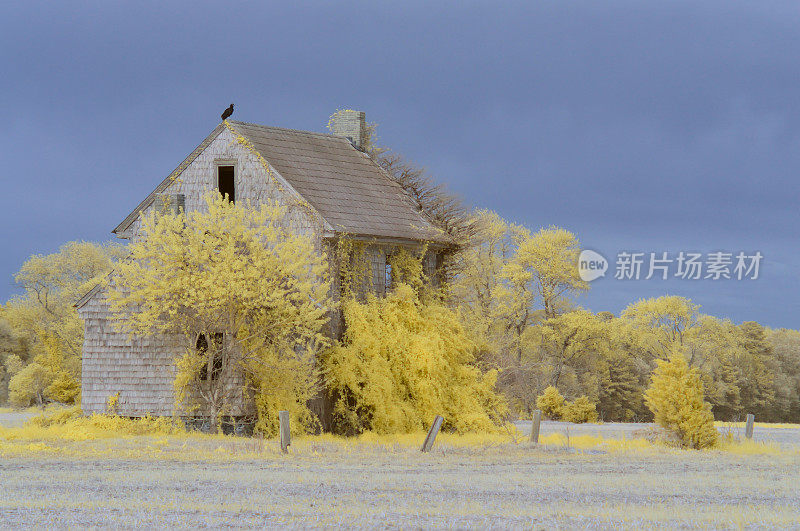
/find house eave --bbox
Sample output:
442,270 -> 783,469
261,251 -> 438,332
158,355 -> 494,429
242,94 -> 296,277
74,281 -> 106,310
322,230 -> 454,250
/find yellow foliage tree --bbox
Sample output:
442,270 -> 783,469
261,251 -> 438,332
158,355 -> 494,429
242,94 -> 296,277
109,192 -> 333,433
623,296 -> 779,421
535,385 -> 565,420
621,296 -> 701,359
0,318 -> 26,403
450,210 -> 520,346
8,363 -> 50,407
645,354 -> 718,449
450,214 -> 591,417
7,330 -> 80,406
533,310 -> 613,387
2,241 -> 123,405
321,284 -> 507,435
502,226 -> 588,321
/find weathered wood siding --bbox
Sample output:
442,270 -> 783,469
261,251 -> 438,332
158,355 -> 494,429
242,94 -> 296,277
78,288 -> 179,415
80,128 -> 325,416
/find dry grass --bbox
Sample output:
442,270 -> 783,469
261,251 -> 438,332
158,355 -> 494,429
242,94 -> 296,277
0,412 -> 798,527
0,411 -> 794,460
0,437 -> 797,528
715,420 -> 800,429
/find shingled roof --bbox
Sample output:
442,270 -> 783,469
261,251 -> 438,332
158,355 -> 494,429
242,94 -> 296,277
114,120 -> 449,244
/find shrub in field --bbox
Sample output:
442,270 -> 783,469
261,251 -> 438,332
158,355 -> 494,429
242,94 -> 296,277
536,386 -> 565,420
321,284 -> 507,435
8,364 -> 80,408
645,354 -> 718,449
562,395 -> 598,423
9,407 -> 186,441
7,363 -> 51,407
27,406 -> 83,427
537,387 -> 598,423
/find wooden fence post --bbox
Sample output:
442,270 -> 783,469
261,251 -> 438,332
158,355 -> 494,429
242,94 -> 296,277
745,413 -> 755,440
279,410 -> 291,453
530,409 -> 542,444
421,415 -> 444,453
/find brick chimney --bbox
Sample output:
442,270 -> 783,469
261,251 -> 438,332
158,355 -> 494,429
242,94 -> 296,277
329,110 -> 367,151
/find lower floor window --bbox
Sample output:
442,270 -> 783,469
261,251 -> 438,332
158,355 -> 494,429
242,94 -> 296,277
196,332 -> 224,380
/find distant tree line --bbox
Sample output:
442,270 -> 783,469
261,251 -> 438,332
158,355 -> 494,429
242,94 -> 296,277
449,209 -> 800,423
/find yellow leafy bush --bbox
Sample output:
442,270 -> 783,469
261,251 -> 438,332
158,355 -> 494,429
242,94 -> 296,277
321,284 -> 507,434
8,363 -> 51,407
9,408 -> 186,441
536,386 -> 565,420
245,347 -> 320,436
106,392 -> 121,415
6,331 -> 81,407
562,395 -> 599,423
645,354 -> 718,449
27,405 -> 83,427
45,371 -> 80,404
536,387 -> 598,423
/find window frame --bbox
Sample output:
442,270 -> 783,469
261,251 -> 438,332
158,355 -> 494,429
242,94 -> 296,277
214,160 -> 238,204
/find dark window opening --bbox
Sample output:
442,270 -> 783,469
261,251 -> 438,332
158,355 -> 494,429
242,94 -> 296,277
218,166 -> 235,203
196,333 -> 224,381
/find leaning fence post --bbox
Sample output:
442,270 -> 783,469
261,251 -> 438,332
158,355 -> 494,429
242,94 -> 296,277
530,409 -> 542,444
421,415 -> 444,453
745,413 -> 755,440
279,410 -> 291,453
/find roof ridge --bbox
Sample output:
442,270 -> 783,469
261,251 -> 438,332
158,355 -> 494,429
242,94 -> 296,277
228,120 -> 344,141
112,119 -> 454,246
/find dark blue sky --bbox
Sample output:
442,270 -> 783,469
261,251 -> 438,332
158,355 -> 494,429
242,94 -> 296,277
1,2 -> 797,328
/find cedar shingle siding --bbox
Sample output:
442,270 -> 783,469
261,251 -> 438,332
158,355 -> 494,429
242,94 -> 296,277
78,118 -> 449,418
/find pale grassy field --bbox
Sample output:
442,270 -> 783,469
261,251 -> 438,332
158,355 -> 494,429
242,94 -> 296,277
1,412 -> 799,528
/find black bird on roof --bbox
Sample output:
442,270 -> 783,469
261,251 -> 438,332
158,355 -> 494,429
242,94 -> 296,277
221,103 -> 234,121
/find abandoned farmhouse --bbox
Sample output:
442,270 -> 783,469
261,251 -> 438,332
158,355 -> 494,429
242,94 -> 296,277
75,111 -> 452,421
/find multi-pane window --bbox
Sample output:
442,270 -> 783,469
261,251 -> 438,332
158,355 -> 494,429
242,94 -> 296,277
385,257 -> 393,293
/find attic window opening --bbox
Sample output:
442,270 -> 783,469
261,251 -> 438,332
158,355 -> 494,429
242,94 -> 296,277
196,333 -> 224,381
217,166 -> 235,203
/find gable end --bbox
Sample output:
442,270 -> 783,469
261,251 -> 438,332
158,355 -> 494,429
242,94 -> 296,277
113,123 -> 226,236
